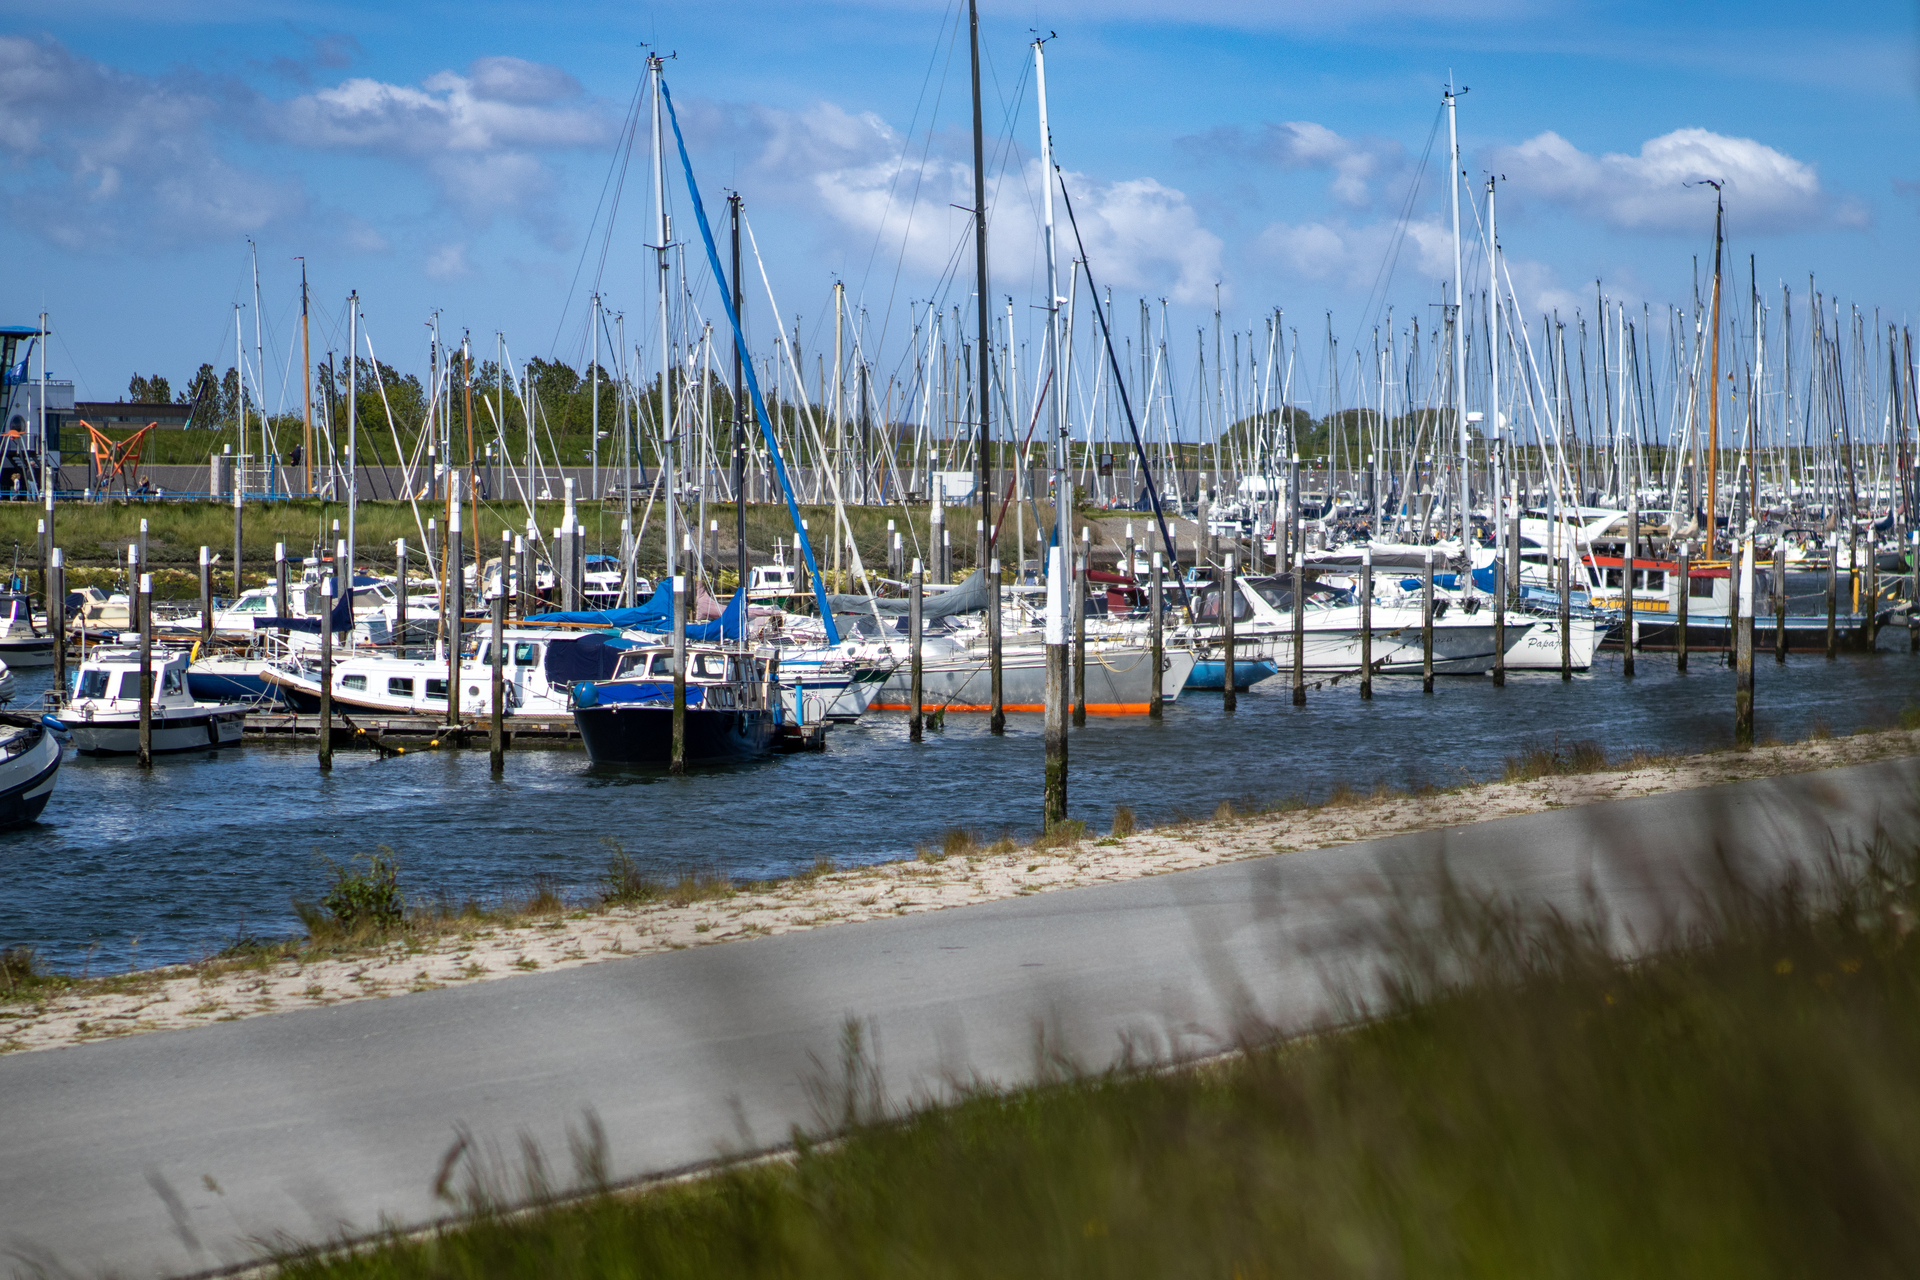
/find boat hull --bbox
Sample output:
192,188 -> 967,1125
61,708 -> 247,756
574,704 -> 775,766
0,637 -> 54,668
0,729 -> 60,827
1185,657 -> 1282,691
871,645 -> 1195,714
1502,617 -> 1599,671
1625,613 -> 1890,653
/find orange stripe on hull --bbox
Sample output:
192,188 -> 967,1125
869,702 -> 1150,716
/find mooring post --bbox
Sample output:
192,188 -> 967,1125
1222,551 -> 1237,713
671,573 -> 687,774
1072,551 -> 1088,727
1422,547 -> 1436,695
232,483 -> 243,604
1622,497 -> 1637,678
908,558 -> 924,743
275,542 -> 289,642
489,587 -> 506,774
1911,531 -> 1919,655
1735,539 -> 1755,748
198,545 -> 212,651
1043,544 -> 1069,828
318,574 -> 333,770
516,534 -> 532,621
1676,545 -> 1691,673
1291,529 -> 1306,706
1559,534 -> 1573,681
447,478 -> 463,728
1774,542 -> 1788,663
1826,547 -> 1838,661
1864,530 -> 1879,649
886,519 -> 899,579
1360,545 -> 1374,700
988,556 -> 1005,734
391,539 -> 406,647
137,572 -> 152,769
1148,551 -> 1164,719
1492,552 -> 1506,688
49,548 -> 64,698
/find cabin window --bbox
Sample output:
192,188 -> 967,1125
388,677 -> 415,696
164,669 -> 184,695
425,679 -> 447,701
113,672 -> 138,699
236,596 -> 268,612
1642,571 -> 1666,591
693,653 -> 726,678
77,669 -> 110,699
1689,576 -> 1716,599
1604,568 -> 1623,588
513,643 -> 538,666
341,674 -> 367,691
649,653 -> 675,675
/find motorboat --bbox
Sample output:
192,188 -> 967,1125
54,647 -> 248,755
571,642 -> 780,765
258,628 -> 629,718
0,590 -> 53,666
0,718 -> 60,826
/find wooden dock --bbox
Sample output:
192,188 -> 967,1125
242,710 -> 581,749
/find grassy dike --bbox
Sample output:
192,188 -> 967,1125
0,498 -> 1102,597
277,820 -> 1920,1279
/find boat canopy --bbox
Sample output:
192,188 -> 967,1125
541,633 -> 637,683
529,583 -> 748,641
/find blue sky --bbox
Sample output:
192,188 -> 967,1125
4,0 -> 1915,418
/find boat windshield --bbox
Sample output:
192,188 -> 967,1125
77,669 -> 110,699
1251,579 -> 1356,611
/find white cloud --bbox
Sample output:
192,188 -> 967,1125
1186,121 -> 1403,208
690,98 -> 1223,304
1485,127 -> 1862,234
0,34 -> 305,250
1257,216 -> 1453,291
423,242 -> 471,280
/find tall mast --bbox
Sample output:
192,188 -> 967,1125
1488,175 -> 1502,568
235,304 -> 246,485
299,261 -> 313,496
346,291 -> 357,593
730,193 -> 748,595
1445,78 -> 1471,572
251,240 -> 265,480
652,52 -> 676,580
1705,181 -> 1724,545
970,0 -> 993,567
591,291 -> 601,504
1035,34 -> 1067,827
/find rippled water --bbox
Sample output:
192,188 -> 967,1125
8,634 -> 1920,972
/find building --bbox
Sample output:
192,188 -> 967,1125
73,401 -> 195,430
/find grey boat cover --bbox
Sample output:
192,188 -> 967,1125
823,569 -> 990,620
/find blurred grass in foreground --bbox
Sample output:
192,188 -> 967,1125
281,832 -> 1920,1279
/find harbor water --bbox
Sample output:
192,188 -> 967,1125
8,640 -> 1920,973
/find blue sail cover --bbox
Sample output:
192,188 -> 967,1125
528,584 -> 747,642
252,587 -> 358,634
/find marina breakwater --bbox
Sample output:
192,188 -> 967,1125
7,643 -> 1920,974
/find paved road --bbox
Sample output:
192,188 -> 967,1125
5,757 -> 1917,1278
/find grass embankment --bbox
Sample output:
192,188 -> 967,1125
280,826 -> 1920,1278
0,499 -> 1095,597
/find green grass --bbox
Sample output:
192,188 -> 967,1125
277,822 -> 1920,1279
0,497 -> 1080,584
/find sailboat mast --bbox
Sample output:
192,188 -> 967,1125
970,0 -> 993,567
592,291 -> 601,504
251,240 -> 265,484
299,261 -> 313,497
346,291 -> 357,593
652,52 -> 676,581
1035,34 -> 1067,827
1488,175 -> 1502,573
1706,182 -> 1724,546
731,193 -> 748,594
1445,79 -> 1471,572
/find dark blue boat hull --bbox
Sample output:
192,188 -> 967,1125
574,703 -> 775,766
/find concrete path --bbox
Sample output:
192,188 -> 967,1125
4,756 -> 1915,1279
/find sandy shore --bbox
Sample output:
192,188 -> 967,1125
6,728 -> 1918,1056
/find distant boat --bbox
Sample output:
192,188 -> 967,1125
0,589 -> 53,667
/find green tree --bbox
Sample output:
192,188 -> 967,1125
127,373 -> 172,403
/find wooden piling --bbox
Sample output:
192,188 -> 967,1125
1360,546 -> 1374,700
1492,553 -> 1506,688
275,543 -> 290,641
198,546 -> 212,650
137,573 -> 152,769
988,556 -> 1005,734
1865,532 -> 1879,648
392,540 -> 406,645
1422,548 -> 1435,695
1149,552 -> 1164,719
232,485 -> 243,602
447,491 -> 463,727
1559,535 -> 1573,681
1291,532 -> 1306,706
1774,542 -> 1788,663
671,574 -> 687,774
1826,548 -> 1838,661
318,574 -> 333,770
1735,540 -> 1755,748
908,558 -> 923,742
1911,531 -> 1919,655
1222,552 -> 1237,713
1676,546 -> 1691,673
48,549 -> 64,697
489,589 -> 506,774
1044,545 -> 1068,828
1072,551 -> 1087,727
1622,498 -> 1637,677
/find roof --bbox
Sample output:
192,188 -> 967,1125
0,326 -> 43,338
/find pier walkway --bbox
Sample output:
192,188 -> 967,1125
3,755 -> 1916,1278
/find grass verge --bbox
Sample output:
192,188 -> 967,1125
278,822 -> 1920,1279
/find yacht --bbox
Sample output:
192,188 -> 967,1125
571,642 -> 780,765
55,647 -> 248,755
